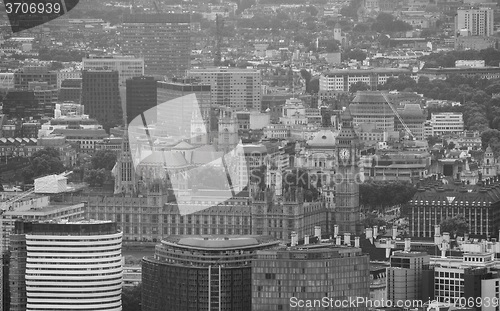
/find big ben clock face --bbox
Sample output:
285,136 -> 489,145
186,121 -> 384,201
339,148 -> 350,160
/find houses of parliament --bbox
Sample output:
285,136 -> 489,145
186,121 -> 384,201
61,103 -> 362,243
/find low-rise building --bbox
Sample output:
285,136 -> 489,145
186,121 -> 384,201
431,112 -> 464,136
320,68 -> 417,92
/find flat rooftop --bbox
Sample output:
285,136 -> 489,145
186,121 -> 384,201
163,235 -> 279,250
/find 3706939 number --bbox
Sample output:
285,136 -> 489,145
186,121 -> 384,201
5,2 -> 61,14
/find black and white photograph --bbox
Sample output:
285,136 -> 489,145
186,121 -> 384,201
0,0 -> 500,310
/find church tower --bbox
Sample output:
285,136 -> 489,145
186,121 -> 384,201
483,145 -> 497,177
217,109 -> 238,153
335,107 -> 361,235
190,110 -> 209,146
113,130 -> 136,195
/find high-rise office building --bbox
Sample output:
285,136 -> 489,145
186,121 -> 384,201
58,78 -> 82,103
157,79 -> 213,131
122,14 -> 190,78
187,68 -> 262,111
142,235 -> 279,311
126,76 -> 157,125
252,243 -> 370,311
81,69 -> 123,130
456,7 -> 494,37
9,220 -> 123,311
82,56 -> 145,86
387,251 -> 433,303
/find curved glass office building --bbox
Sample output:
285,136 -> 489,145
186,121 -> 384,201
142,235 -> 279,311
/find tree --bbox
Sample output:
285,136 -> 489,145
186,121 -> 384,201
427,135 -> 441,147
440,214 -> 469,238
308,78 -> 320,94
22,148 -> 65,184
343,49 -> 367,62
353,23 -> 369,32
363,212 -> 387,228
350,81 -> 370,93
91,150 -> 117,171
84,169 -> 112,187
359,181 -> 417,210
306,5 -> 318,16
49,61 -> 64,70
481,129 -> 500,150
122,283 -> 142,311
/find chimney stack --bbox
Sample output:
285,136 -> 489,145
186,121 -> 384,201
291,231 -> 298,246
344,233 -> 351,246
373,226 -> 378,238
315,226 -> 321,239
366,227 -> 373,244
355,236 -> 360,248
392,227 -> 397,240
434,225 -> 440,236
304,235 -> 310,245
404,238 -> 411,252
333,225 -> 339,238
336,236 -> 341,246
442,232 -> 450,243
441,241 -> 448,258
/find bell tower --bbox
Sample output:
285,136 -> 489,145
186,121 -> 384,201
335,107 -> 361,235
217,109 -> 238,153
190,109 -> 208,146
483,145 -> 497,177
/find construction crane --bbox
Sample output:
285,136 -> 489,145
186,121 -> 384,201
214,14 -> 224,66
153,0 -> 162,13
0,187 -> 35,212
381,92 -> 415,140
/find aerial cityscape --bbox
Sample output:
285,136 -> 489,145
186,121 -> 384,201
1,0 -> 500,310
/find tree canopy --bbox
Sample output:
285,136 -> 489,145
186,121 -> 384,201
91,150 -> 118,171
359,181 -> 417,210
122,283 -> 141,311
22,148 -> 65,184
371,13 -> 412,33
440,214 -> 469,238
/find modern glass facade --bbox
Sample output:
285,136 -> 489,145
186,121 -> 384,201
142,235 -> 279,311
252,245 -> 370,311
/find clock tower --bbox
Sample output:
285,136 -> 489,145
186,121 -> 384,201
335,108 -> 361,235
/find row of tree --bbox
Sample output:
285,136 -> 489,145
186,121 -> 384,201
21,148 -> 117,187
359,181 -> 417,211
421,48 -> 500,68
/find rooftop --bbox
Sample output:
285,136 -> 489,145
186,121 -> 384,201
163,235 -> 279,250
323,68 -> 411,76
351,91 -> 389,103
